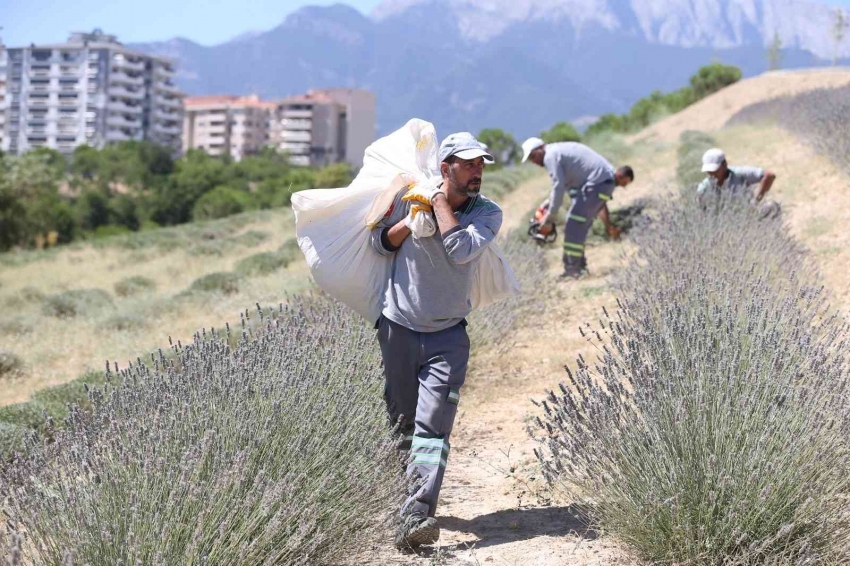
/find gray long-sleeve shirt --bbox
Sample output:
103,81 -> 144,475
544,142 -> 615,219
370,189 -> 503,333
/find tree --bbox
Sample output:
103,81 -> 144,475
476,128 -> 519,168
147,150 -> 226,225
833,9 -> 849,66
313,163 -> 352,189
767,32 -> 783,71
540,122 -> 581,144
689,63 -> 742,99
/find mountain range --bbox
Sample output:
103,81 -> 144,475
131,0 -> 850,138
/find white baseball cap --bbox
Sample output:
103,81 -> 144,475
521,137 -> 545,163
439,132 -> 495,164
701,148 -> 727,173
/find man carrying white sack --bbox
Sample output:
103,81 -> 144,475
369,132 -> 502,549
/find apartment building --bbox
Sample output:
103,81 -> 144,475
0,41 -> 7,152
0,29 -> 184,156
275,88 -> 375,168
182,94 -> 276,161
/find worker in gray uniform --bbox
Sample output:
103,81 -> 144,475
698,148 -> 780,218
521,138 -> 634,278
370,132 -> 502,549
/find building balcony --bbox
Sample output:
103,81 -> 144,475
280,130 -> 312,143
153,82 -> 182,96
153,65 -> 176,78
107,114 -> 141,128
281,110 -> 313,120
108,100 -> 144,114
111,57 -> 146,73
109,71 -> 145,87
152,123 -> 181,136
155,96 -> 183,110
288,155 -> 311,167
109,86 -> 145,100
279,142 -> 311,155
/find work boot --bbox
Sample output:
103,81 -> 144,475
395,513 -> 440,550
560,255 -> 588,279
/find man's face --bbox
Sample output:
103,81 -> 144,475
529,147 -> 545,167
706,161 -> 728,182
444,156 -> 485,197
615,172 -> 632,188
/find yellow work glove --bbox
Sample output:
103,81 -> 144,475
401,182 -> 441,206
404,203 -> 436,238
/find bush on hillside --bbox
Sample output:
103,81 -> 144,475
530,191 -> 848,563
189,272 -> 241,295
0,351 -> 24,379
42,289 -> 114,318
114,275 -> 157,297
2,298 -> 406,564
235,251 -> 290,277
192,185 -> 254,221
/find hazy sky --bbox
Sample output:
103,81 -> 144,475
3,0 -> 850,48
0,0 -> 385,47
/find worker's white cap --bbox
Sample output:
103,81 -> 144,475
439,132 -> 495,164
521,137 -> 545,163
701,148 -> 727,173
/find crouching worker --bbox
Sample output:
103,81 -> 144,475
369,132 -> 502,549
521,138 -> 634,278
698,148 -> 780,218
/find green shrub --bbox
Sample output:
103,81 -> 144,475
114,275 -> 157,297
42,289 -> 114,318
235,251 -> 290,276
189,272 -> 240,295
278,238 -> 302,261
3,285 -> 46,308
31,371 -> 107,421
92,224 -> 131,239
0,319 -> 32,336
191,185 -> 253,221
0,402 -> 47,431
0,350 -> 24,378
232,229 -> 269,248
0,421 -> 33,462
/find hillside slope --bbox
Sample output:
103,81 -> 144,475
631,68 -> 850,143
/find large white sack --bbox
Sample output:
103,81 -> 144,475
292,118 -> 520,325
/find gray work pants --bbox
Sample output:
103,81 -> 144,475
377,316 -> 469,518
563,179 -> 615,274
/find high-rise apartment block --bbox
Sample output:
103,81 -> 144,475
0,30 -> 184,156
274,89 -> 375,168
0,41 -> 7,152
182,95 -> 276,161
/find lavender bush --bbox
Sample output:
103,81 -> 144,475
531,192 -> 850,563
1,297 -> 406,565
727,86 -> 850,171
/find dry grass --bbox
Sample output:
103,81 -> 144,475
0,209 -> 313,406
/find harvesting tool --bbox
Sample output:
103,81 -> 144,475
528,204 -> 557,244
